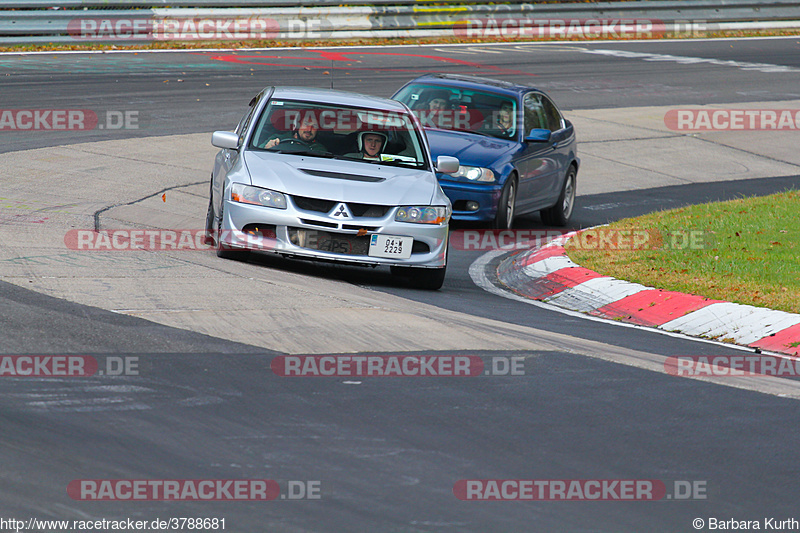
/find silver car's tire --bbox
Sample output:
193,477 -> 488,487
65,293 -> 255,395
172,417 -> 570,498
216,201 -> 249,261
202,194 -> 216,246
541,165 -> 576,227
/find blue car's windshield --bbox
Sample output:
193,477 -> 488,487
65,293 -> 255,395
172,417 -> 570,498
394,84 -> 518,140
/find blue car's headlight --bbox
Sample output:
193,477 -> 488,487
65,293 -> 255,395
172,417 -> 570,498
395,206 -> 448,224
230,183 -> 287,209
452,165 -> 496,182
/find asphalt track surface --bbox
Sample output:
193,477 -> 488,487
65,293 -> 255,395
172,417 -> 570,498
2,39 -> 800,531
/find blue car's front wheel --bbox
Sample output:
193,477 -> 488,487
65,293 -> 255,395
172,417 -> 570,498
493,175 -> 517,230
541,165 -> 576,227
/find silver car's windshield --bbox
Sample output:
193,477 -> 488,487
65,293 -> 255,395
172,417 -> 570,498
394,83 -> 518,140
249,99 -> 429,168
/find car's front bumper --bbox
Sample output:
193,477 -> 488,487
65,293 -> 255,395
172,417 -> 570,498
438,177 -> 502,222
220,199 -> 448,268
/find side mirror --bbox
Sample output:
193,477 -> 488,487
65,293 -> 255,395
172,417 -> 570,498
435,155 -> 460,175
525,128 -> 551,142
212,131 -> 240,150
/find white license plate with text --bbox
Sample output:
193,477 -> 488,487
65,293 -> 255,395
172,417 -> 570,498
369,234 -> 413,259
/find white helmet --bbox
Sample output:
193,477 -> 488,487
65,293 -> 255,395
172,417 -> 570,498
357,130 -> 387,152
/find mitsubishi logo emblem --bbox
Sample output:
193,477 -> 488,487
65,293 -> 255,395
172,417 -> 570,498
332,203 -> 350,218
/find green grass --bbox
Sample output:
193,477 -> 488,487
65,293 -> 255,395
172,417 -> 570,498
565,190 -> 800,314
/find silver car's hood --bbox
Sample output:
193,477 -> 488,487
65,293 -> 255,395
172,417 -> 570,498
244,151 -> 437,205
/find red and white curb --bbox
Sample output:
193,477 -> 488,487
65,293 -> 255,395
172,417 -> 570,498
495,232 -> 800,357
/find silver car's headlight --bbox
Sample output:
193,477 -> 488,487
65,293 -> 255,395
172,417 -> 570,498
395,206 -> 448,224
452,165 -> 496,182
230,183 -> 287,209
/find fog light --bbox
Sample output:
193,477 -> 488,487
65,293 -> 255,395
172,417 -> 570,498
466,201 -> 480,212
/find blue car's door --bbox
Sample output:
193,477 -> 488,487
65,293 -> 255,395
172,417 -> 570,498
515,92 -> 562,213
540,94 -> 575,201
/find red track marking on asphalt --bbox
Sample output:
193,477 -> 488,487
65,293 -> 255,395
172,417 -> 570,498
202,50 -> 531,76
749,323 -> 800,356
591,290 -> 720,327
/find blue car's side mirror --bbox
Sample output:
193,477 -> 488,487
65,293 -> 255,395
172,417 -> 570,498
525,128 -> 551,142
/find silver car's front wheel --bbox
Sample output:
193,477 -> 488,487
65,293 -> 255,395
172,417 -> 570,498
215,200 -> 249,261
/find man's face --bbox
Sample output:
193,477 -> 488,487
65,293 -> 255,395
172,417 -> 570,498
363,133 -> 384,157
428,98 -> 448,111
498,105 -> 513,127
296,116 -> 318,142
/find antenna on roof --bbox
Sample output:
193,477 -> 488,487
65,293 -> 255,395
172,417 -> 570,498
330,59 -> 334,90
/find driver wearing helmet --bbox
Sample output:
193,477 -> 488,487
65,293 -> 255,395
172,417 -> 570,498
264,112 -> 328,152
345,131 -> 388,161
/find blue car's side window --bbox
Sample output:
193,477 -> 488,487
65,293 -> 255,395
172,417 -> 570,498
541,95 -> 564,132
523,93 -> 547,134
524,93 -> 564,135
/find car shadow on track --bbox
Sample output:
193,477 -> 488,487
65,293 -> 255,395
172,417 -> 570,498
228,248 -> 405,288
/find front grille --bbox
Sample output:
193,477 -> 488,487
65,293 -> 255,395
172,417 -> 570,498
292,196 -> 337,213
300,219 -> 338,229
292,195 -> 391,219
341,224 -> 380,232
287,228 -> 370,256
347,203 -> 391,218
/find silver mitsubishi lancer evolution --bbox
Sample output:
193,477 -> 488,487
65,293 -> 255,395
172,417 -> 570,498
205,87 -> 459,290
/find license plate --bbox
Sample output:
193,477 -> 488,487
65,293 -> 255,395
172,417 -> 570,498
369,234 -> 413,259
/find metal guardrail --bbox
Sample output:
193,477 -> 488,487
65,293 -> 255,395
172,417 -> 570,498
3,0 -> 800,8
2,0 -> 800,45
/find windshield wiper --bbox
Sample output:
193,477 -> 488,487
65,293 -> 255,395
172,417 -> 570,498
375,159 -> 425,169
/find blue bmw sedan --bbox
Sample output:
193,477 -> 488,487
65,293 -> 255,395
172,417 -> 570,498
393,74 -> 579,228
